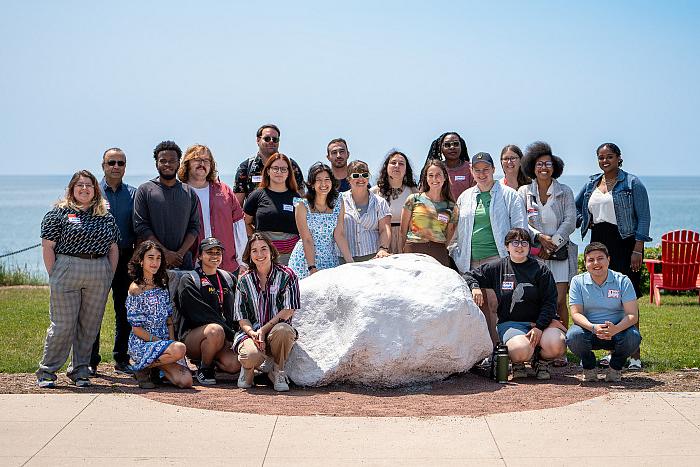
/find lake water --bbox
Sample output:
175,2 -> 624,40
1,174 -> 698,279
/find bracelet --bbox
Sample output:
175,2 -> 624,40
307,264 -> 317,271
591,324 -> 596,333
632,251 -> 643,256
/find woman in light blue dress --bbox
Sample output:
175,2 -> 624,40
288,163 -> 354,279
126,241 -> 192,389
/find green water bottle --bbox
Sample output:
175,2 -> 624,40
495,344 -> 510,383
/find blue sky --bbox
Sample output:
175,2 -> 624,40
1,0 -> 698,177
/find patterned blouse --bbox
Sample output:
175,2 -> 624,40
232,263 -> 301,348
41,206 -> 120,255
403,193 -> 458,244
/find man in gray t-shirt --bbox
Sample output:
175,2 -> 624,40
133,140 -> 200,270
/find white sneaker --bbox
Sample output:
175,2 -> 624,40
258,357 -> 274,374
627,358 -> 642,371
268,367 -> 290,392
237,367 -> 253,389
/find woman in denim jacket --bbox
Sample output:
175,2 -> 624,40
575,143 -> 651,369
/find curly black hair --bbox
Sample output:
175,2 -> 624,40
153,140 -> 182,161
522,141 -> 565,179
128,240 -> 169,289
376,149 -> 418,198
425,132 -> 469,165
305,162 -> 339,210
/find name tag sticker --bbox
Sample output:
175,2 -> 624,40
104,200 -> 111,210
67,214 -> 81,224
283,204 -> 294,212
200,277 -> 212,287
251,175 -> 263,183
527,208 -> 538,218
608,289 -> 620,299
454,175 -> 466,181
502,281 -> 514,290
437,213 -> 450,224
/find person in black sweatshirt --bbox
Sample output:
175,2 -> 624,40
462,227 -> 566,380
177,237 -> 241,385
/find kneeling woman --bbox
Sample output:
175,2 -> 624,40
234,233 -> 300,391
126,241 -> 192,389
462,228 -> 566,380
177,238 -> 241,385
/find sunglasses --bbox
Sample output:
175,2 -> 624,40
509,240 -> 530,247
261,136 -> 279,143
443,141 -> 460,148
106,160 -> 125,167
350,172 -> 370,179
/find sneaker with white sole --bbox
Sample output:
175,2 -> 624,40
598,354 -> 611,368
237,367 -> 253,389
582,368 -> 599,382
605,367 -> 622,382
627,358 -> 642,371
258,356 -> 274,374
268,367 -> 290,392
536,361 -> 552,380
195,367 -> 216,386
37,378 -> 56,389
511,362 -> 528,379
73,378 -> 91,388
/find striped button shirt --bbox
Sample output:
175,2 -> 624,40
232,263 -> 301,348
340,191 -> 391,257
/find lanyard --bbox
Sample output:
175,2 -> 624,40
215,272 -> 224,307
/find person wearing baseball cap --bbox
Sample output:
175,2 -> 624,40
176,237 -> 240,385
449,151 -> 527,346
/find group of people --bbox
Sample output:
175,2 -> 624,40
35,123 -> 652,389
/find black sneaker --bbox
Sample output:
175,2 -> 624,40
88,366 -> 97,377
196,367 -> 216,386
73,378 -> 91,388
114,361 -> 134,375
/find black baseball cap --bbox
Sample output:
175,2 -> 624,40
199,237 -> 225,253
472,152 -> 494,167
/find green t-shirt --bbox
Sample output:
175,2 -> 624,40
471,191 -> 499,260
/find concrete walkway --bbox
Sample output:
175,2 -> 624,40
1,392 -> 699,466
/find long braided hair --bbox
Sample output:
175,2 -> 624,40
425,132 -> 470,165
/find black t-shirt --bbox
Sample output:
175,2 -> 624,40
176,268 -> 238,340
463,256 -> 558,330
243,188 -> 299,234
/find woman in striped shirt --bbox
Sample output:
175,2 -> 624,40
233,233 -> 301,392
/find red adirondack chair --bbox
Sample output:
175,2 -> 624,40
643,229 -> 700,305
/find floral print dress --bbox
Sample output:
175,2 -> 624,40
288,198 -> 342,279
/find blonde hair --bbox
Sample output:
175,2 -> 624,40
178,144 -> 218,183
56,170 -> 108,216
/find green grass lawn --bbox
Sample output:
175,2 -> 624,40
0,287 -> 698,373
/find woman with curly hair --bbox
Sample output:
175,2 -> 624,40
288,163 -> 354,279
126,240 -> 192,389
371,150 -> 419,254
425,131 -> 474,200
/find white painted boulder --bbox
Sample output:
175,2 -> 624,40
285,253 -> 492,387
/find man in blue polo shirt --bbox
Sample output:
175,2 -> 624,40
90,147 -> 137,375
566,242 -> 642,382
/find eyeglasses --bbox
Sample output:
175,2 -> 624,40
106,160 -> 125,167
76,183 -> 94,189
269,166 -> 289,173
443,142 -> 460,149
192,158 -> 211,165
535,161 -> 554,168
350,172 -> 370,179
261,136 -> 279,143
501,157 -> 519,163
509,240 -> 530,247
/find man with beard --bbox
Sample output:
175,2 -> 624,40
326,138 -> 351,192
133,141 -> 200,270
233,124 -> 305,205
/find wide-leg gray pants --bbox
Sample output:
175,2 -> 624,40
36,254 -> 113,381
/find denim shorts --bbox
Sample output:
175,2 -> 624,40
497,321 -> 533,344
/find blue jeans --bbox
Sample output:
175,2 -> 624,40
566,324 -> 642,370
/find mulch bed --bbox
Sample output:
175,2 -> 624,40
2,365 -> 698,417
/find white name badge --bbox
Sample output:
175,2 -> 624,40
454,175 -> 466,181
67,215 -> 81,225
104,200 -> 111,210
251,175 -> 263,183
283,204 -> 294,212
502,281 -> 514,290
608,289 -> 620,299
437,213 -> 450,224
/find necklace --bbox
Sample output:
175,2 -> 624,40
604,176 -> 617,191
389,186 -> 403,200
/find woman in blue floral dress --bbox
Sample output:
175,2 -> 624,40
126,241 -> 192,389
288,163 -> 354,279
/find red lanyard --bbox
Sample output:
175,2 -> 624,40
215,272 -> 224,307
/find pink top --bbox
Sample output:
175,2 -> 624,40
446,162 -> 475,201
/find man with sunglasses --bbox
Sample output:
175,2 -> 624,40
233,124 -> 305,205
90,148 -> 137,374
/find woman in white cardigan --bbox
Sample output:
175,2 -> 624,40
518,142 -> 577,365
